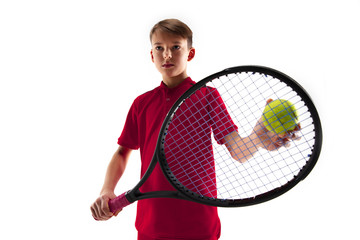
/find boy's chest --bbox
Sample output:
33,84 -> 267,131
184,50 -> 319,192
137,88 -> 186,153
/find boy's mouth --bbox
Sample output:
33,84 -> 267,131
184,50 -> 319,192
162,63 -> 174,68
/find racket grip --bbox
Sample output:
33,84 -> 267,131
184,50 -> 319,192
108,192 -> 131,213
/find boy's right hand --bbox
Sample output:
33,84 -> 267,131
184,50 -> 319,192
91,192 -> 120,221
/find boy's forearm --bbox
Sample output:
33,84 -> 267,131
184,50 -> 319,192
224,131 -> 259,163
100,146 -> 131,195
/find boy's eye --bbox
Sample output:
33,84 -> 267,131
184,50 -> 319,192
173,45 -> 180,50
155,46 -> 163,51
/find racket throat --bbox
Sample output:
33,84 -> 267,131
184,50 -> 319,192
131,190 -> 189,201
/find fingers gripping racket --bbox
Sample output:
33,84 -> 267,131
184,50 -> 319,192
109,65 -> 322,213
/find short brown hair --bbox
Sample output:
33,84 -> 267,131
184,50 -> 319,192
150,19 -> 193,48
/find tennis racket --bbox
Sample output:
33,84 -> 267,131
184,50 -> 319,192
109,65 -> 322,212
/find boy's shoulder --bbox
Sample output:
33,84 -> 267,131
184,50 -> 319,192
133,84 -> 162,106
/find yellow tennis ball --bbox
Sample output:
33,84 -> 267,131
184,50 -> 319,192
262,99 -> 298,134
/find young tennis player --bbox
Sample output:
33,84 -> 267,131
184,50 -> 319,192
91,19 -> 299,240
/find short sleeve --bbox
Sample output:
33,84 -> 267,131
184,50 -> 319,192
207,88 -> 238,145
117,99 -> 140,150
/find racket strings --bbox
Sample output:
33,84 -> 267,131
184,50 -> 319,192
164,72 -> 316,200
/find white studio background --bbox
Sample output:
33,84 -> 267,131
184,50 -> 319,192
0,0 -> 359,239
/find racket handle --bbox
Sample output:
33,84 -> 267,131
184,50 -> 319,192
108,191 -> 131,213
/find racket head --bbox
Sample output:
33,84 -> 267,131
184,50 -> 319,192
157,65 -> 322,207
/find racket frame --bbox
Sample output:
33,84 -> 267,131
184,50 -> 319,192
114,65 -> 322,209
157,65 -> 322,207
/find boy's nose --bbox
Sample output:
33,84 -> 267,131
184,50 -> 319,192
163,50 -> 172,59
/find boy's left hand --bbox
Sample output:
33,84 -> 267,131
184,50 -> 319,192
252,100 -> 301,151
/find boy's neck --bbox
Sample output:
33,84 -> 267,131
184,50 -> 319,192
162,74 -> 189,88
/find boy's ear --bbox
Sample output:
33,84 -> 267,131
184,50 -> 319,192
150,50 -> 154,63
187,48 -> 195,62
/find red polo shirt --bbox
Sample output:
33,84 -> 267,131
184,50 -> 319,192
118,78 -> 226,239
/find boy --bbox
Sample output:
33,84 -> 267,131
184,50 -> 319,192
91,19 -> 298,240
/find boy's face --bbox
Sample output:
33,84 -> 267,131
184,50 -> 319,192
151,30 -> 195,87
